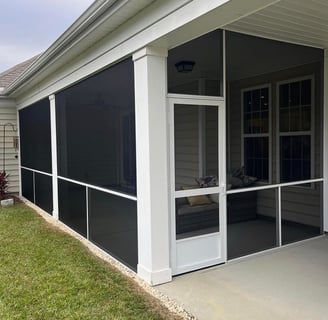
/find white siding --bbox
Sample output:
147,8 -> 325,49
175,106 -> 199,189
0,104 -> 19,193
205,108 -> 218,177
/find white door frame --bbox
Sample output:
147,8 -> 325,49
168,93 -> 227,275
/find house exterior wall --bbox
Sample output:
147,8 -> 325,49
0,99 -> 19,193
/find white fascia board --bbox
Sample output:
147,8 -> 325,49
15,0 -> 279,108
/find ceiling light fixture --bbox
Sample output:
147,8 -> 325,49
175,60 -> 195,73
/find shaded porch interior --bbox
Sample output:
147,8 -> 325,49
168,30 -> 324,259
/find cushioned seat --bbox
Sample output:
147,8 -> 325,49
176,197 -> 219,234
177,203 -> 220,216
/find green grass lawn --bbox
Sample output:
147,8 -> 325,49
0,204 -> 181,320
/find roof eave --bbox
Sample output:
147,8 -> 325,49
4,0 -> 129,96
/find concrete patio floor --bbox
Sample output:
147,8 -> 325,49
158,236 -> 328,320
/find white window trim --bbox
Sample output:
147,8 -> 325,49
276,75 -> 315,185
241,84 -> 272,183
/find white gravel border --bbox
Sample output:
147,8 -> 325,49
20,198 -> 196,320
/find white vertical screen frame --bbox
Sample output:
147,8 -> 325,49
17,109 -> 22,197
277,186 -> 282,246
221,29 -> 227,261
219,99 -> 227,262
323,50 -> 328,232
222,30 -> 226,100
49,94 -> 59,219
198,107 -> 206,177
241,84 -> 272,183
32,171 -> 36,203
86,186 -> 89,240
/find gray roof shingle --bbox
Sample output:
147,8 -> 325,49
0,55 -> 40,94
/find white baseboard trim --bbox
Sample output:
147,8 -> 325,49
137,264 -> 172,285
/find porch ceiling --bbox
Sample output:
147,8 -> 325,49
224,0 -> 328,49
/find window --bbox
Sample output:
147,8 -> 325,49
242,86 -> 270,181
278,78 -> 313,182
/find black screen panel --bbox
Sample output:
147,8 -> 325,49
35,173 -> 53,215
56,58 -> 136,195
21,168 -> 34,202
88,189 -> 138,270
19,99 -> 52,173
58,179 -> 87,237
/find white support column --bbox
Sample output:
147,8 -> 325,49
133,47 -> 172,285
49,95 -> 59,220
323,50 -> 328,232
17,109 -> 22,197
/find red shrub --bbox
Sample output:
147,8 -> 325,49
0,171 -> 9,200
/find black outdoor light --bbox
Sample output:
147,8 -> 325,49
175,60 -> 195,73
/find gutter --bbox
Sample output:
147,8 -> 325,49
5,0 -> 128,96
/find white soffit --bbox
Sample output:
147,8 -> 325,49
224,0 -> 328,49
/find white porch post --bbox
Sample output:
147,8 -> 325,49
49,95 -> 59,220
324,49 -> 328,232
17,110 -> 22,197
133,47 -> 172,285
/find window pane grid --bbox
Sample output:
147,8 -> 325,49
279,78 -> 312,183
243,88 -> 269,134
243,86 -> 270,182
280,135 -> 311,182
244,137 -> 269,180
279,80 -> 311,133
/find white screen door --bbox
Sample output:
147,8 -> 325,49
169,94 -> 226,275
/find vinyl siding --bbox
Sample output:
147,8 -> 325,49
175,106 -> 199,189
205,108 -> 218,176
0,105 -> 19,193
